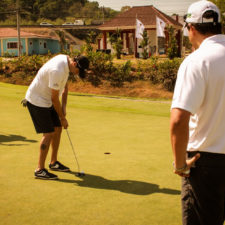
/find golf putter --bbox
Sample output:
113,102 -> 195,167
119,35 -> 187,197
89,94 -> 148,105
66,129 -> 85,177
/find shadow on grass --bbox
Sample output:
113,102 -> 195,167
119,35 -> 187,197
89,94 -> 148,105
56,172 -> 180,196
0,134 -> 37,146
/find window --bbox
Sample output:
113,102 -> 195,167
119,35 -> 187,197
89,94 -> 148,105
7,42 -> 18,49
44,42 -> 47,48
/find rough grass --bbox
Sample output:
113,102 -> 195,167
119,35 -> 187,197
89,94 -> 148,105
0,82 -> 182,225
68,80 -> 173,100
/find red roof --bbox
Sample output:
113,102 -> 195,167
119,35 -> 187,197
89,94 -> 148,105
100,5 -> 182,30
0,28 -> 58,39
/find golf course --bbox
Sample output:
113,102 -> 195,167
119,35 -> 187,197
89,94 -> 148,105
0,82 -> 182,225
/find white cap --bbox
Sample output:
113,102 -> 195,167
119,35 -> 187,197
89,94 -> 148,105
185,0 -> 221,24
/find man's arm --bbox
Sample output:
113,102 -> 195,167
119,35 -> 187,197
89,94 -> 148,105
170,108 -> 200,177
51,89 -> 68,129
62,83 -> 68,117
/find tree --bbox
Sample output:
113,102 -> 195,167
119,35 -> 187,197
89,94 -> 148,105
85,30 -> 98,53
140,30 -> 150,59
109,29 -> 123,59
120,6 -> 130,12
55,30 -> 67,52
167,25 -> 178,59
20,0 -> 38,21
0,0 -> 13,21
0,0 -> 118,24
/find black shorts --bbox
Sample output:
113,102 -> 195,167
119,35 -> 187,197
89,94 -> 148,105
27,101 -> 61,133
182,151 -> 225,225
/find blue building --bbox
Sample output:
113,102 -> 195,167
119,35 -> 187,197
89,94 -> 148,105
0,28 -> 64,56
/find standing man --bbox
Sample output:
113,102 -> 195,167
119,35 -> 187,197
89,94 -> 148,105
170,1 -> 225,225
24,54 -> 89,180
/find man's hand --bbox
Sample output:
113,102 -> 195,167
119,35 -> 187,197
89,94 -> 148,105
174,153 -> 200,177
61,118 -> 68,129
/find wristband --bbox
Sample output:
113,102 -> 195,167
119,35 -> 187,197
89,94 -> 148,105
173,162 -> 188,172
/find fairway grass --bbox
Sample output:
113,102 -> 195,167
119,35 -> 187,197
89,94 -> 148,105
0,82 -> 182,225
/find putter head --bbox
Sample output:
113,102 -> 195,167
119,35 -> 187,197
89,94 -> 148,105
75,171 -> 85,177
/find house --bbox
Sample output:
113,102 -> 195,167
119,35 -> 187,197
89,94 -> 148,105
21,27 -> 85,53
0,27 -> 84,57
0,28 -> 62,56
98,5 -> 183,57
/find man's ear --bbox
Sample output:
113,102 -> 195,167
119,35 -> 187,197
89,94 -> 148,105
189,25 -> 196,34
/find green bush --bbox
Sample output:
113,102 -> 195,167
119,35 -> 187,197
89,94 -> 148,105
2,53 -> 184,92
143,57 -> 159,83
0,58 -> 3,72
86,51 -> 113,86
107,60 -> 132,87
12,55 -> 47,75
167,25 -> 179,59
157,58 -> 183,91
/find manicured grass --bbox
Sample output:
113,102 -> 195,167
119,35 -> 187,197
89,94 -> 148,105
0,82 -> 182,225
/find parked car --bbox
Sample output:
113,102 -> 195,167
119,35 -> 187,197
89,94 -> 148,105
40,22 -> 52,26
74,20 -> 84,25
91,20 -> 103,25
62,22 -> 74,26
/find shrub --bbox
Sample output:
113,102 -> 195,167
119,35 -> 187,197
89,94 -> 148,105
2,53 -> 183,93
107,60 -> 132,87
109,29 -> 123,59
86,51 -> 113,86
167,25 -> 179,59
157,58 -> 183,91
143,57 -> 159,83
140,31 -> 150,59
12,55 -> 46,75
0,58 -> 3,72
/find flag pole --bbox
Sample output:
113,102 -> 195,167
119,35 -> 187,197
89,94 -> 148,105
16,0 -> 21,57
155,17 -> 158,56
135,14 -> 138,58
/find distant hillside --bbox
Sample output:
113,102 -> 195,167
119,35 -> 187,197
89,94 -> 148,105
0,0 -> 118,25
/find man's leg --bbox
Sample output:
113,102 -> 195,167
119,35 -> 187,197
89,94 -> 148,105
182,166 -> 225,225
38,132 -> 53,170
49,126 -> 70,172
50,126 -> 62,164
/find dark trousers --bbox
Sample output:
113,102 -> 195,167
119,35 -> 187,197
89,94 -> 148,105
182,151 -> 225,225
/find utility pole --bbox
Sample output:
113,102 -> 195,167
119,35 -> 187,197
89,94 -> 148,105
16,0 -> 21,57
102,6 -> 104,24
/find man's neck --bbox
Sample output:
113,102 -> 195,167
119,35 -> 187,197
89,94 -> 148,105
193,34 -> 212,49
67,56 -> 72,72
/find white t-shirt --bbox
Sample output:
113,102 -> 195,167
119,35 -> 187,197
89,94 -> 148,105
171,35 -> 225,154
25,54 -> 69,107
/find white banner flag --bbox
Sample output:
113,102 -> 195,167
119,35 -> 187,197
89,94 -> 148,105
136,19 -> 145,39
156,17 -> 166,37
183,26 -> 189,37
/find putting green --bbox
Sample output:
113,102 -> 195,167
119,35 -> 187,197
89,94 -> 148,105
0,82 -> 182,225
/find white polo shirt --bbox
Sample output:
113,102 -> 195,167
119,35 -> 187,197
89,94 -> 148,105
25,54 -> 69,108
171,35 -> 225,154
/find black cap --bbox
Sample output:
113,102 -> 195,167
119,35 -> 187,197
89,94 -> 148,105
74,56 -> 89,79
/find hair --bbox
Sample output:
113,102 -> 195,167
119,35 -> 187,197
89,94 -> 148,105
191,10 -> 222,35
192,23 -> 222,35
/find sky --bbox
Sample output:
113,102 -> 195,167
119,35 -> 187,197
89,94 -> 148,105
89,0 -> 197,15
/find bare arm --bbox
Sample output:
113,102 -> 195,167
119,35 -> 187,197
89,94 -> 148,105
170,108 -> 200,177
62,83 -> 68,116
51,89 -> 68,129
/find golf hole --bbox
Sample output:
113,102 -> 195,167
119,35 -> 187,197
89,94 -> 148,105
104,152 -> 111,155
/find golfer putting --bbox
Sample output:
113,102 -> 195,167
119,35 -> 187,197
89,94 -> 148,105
23,54 -> 89,180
